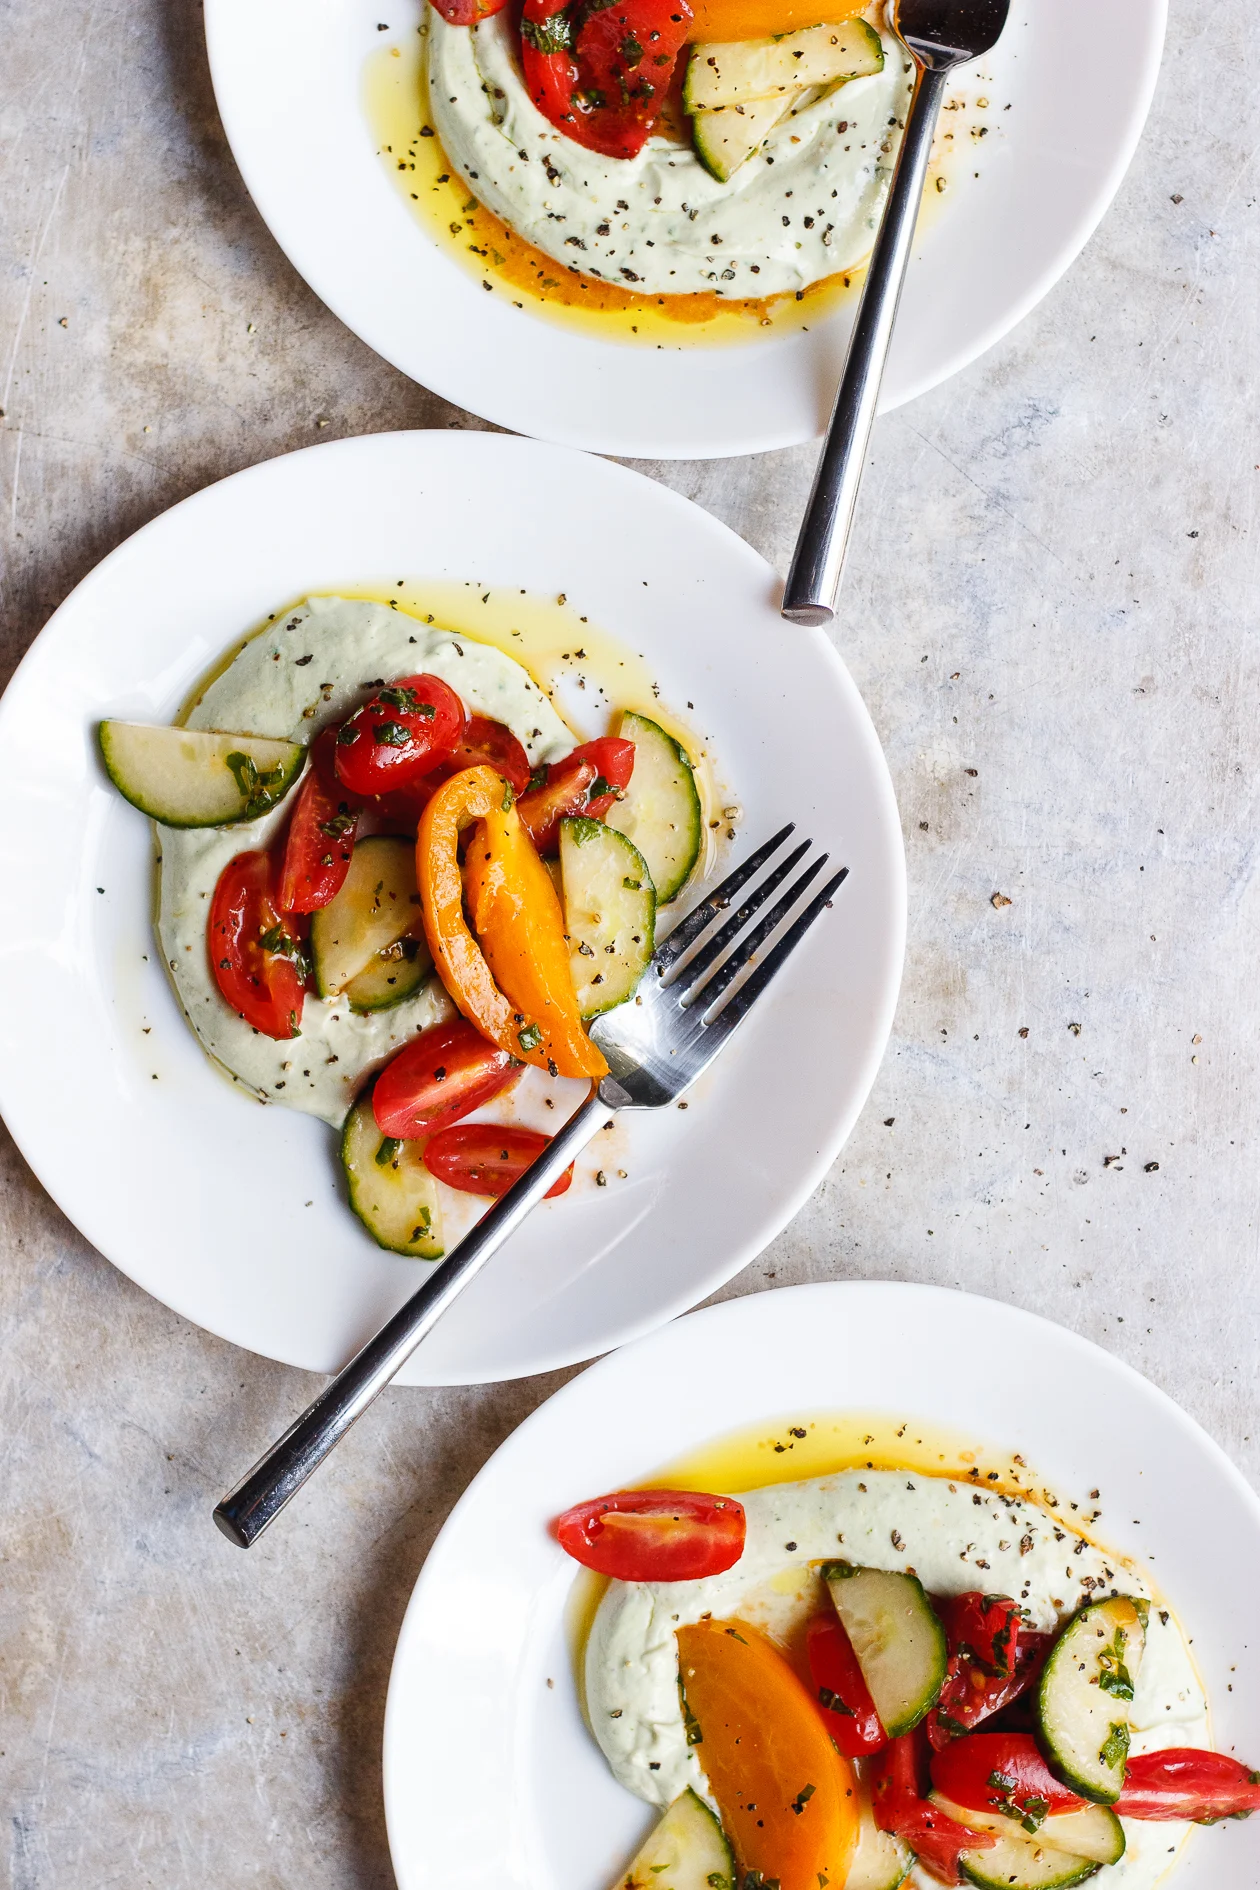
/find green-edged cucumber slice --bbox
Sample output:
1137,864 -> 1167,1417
931,1793 -> 1101,1890
342,934 -> 433,1014
560,816 -> 655,1018
341,1095 -> 443,1259
1036,1597 -> 1146,1804
606,711 -> 702,905
618,1788 -> 734,1890
846,1786 -> 913,1890
99,722 -> 304,828
821,1561 -> 947,1739
683,17 -> 882,111
691,93 -> 796,181
310,835 -> 426,999
924,1792 -> 1123,1868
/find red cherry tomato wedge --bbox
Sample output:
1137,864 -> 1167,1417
278,730 -> 361,914
516,737 -> 636,855
334,674 -> 465,797
522,0 -> 692,161
372,1019 -> 521,1140
430,0 -> 507,21
870,1733 -> 995,1887
422,1123 -> 574,1199
938,1593 -> 1022,1674
926,1596 -> 1051,1750
443,715 -> 532,798
209,850 -> 308,1040
1114,1749 -> 1260,1823
806,1612 -> 887,1756
554,1489 -> 746,1581
931,1733 -> 1087,1822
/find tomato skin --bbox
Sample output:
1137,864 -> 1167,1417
430,0 -> 508,20
334,674 -> 465,796
939,1594 -> 1022,1674
926,1598 -> 1050,1749
209,850 -> 307,1040
372,1019 -> 521,1140
445,716 -> 532,797
871,1732 -> 995,1887
931,1733 -> 1086,1822
278,730 -> 361,913
1114,1749 -> 1260,1822
516,737 -> 635,854
423,1122 -> 575,1199
806,1612 -> 887,1755
554,1489 -> 746,1581
522,0 -> 692,161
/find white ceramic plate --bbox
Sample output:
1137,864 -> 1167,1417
383,1279 -> 1260,1888
0,430 -> 903,1383
204,0 -> 1165,458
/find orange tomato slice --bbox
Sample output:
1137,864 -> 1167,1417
676,1618 -> 860,1890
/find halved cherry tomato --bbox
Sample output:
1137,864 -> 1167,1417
556,1490 -> 745,1580
931,1733 -> 1087,1824
1114,1749 -> 1260,1823
926,1600 -> 1050,1749
442,716 -> 532,798
676,1618 -> 859,1890
522,0 -> 692,161
334,674 -> 464,797
939,1594 -> 1022,1674
516,737 -> 635,854
423,1123 -> 574,1200
278,730 -> 361,913
372,1019 -> 521,1140
209,850 -> 307,1040
805,1611 -> 887,1756
871,1732 -> 995,1887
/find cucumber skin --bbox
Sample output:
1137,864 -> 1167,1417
683,16 -> 882,112
1035,1599 -> 1145,1806
607,711 -> 702,906
99,722 -> 304,829
341,1096 -> 443,1259
960,1849 -> 1100,1890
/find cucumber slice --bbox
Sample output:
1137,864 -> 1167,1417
310,836 -> 426,999
342,934 -> 434,1014
683,17 -> 883,111
560,816 -> 655,1018
1036,1597 -> 1146,1804
606,711 -> 702,905
924,1793 -> 1123,1868
618,1788 -> 734,1890
845,1787 -> 913,1890
821,1562 -> 947,1739
341,1094 -> 443,1259
691,93 -> 796,181
930,1793 -> 1101,1890
99,722 -> 304,828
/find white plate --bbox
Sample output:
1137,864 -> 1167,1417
383,1280 -> 1260,1888
0,430 -> 903,1384
204,0 -> 1166,459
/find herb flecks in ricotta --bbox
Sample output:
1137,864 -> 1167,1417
157,596 -> 574,1125
428,13 -> 912,299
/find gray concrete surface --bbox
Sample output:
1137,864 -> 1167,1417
2,1 -> 1257,1884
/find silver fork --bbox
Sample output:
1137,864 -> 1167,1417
213,824 -> 848,1546
782,0 -> 1011,625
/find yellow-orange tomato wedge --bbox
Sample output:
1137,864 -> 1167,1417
462,786 -> 608,1081
676,1619 -> 860,1890
686,0 -> 866,42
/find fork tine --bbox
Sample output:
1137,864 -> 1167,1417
653,822 -> 796,971
686,853 -> 832,1009
696,866 -> 849,1048
668,839 -> 814,996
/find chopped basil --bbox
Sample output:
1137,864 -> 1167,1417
620,30 -> 643,64
517,1022 -> 543,1052
501,781 -> 515,811
373,720 -> 412,747
378,685 -> 423,713
817,1686 -> 853,1716
522,12 -> 573,53
790,1785 -> 815,1816
375,1136 -> 403,1168
336,724 -> 361,745
622,876 -> 641,890
318,808 -> 356,837
225,749 -> 288,818
1097,1628 -> 1135,1701
258,926 -> 312,981
678,1676 -> 703,1747
526,763 -> 549,794
1098,1722 -> 1130,1769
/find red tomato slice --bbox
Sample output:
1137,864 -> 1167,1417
554,1489 -> 746,1581
334,674 -> 465,797
278,731 -> 361,913
372,1019 -> 521,1139
444,715 -> 532,797
576,735 -> 635,820
522,0 -> 692,161
931,1733 -> 1087,1823
870,1733 -> 995,1886
209,850 -> 308,1040
806,1613 -> 887,1756
925,1598 -> 1050,1749
423,1123 -> 574,1199
938,1594 -> 1022,1675
515,736 -> 635,854
1114,1749 -> 1260,1823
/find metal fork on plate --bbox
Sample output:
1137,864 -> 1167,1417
213,823 -> 847,1547
783,0 -> 1011,625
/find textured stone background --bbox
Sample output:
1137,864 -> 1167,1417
2,1 -> 1257,1884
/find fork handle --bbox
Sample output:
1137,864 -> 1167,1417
213,1086 -> 608,1547
782,58 -> 951,625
